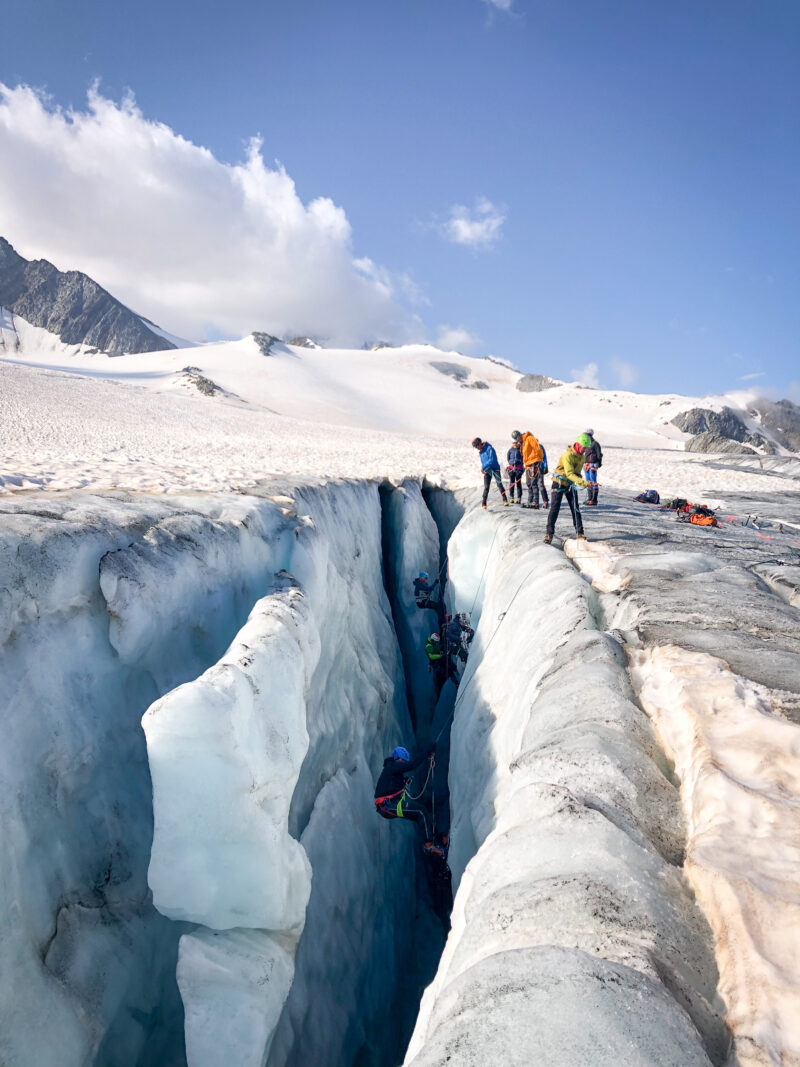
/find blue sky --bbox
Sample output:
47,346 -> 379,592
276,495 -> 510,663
1,0 -> 798,396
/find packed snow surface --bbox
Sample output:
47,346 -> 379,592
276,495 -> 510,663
2,316 -> 798,501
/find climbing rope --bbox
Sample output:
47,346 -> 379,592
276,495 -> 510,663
404,754 -> 434,800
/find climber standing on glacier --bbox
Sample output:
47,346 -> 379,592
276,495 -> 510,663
582,429 -> 602,506
516,429 -> 549,509
506,433 -> 524,504
543,435 -> 591,545
472,437 -> 509,509
374,744 -> 439,846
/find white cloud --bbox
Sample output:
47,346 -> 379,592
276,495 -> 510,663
483,0 -> 513,10
610,358 -> 638,389
570,362 -> 600,389
440,197 -> 506,249
0,83 -> 416,345
436,324 -> 482,354
739,371 -> 766,382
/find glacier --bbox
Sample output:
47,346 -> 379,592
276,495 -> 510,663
2,478 -> 800,1067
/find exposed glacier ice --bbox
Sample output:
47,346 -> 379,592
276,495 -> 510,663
406,504 -> 727,1066
380,481 -> 441,729
143,576 -> 315,930
630,645 -> 800,1067
0,493 -> 293,1066
143,480 -> 436,1067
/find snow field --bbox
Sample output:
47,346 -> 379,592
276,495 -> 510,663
3,329 -> 800,503
405,507 -> 726,1066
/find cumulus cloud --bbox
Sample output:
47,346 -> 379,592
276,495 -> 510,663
440,197 -> 505,249
436,324 -> 482,354
0,83 -> 415,345
570,362 -> 600,389
610,358 -> 638,389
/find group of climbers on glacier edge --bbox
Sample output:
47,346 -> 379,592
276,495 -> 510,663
472,428 -> 603,543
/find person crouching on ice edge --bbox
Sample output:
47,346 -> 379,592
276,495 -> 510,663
472,437 -> 509,509
544,434 -> 591,545
374,744 -> 440,849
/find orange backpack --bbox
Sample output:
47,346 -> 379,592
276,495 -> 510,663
690,513 -> 718,527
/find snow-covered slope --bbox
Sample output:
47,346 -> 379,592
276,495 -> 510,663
2,314 -> 798,503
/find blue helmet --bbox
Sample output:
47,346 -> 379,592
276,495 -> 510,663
392,746 -> 410,761
418,571 -> 428,579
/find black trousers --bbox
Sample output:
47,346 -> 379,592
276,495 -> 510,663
482,469 -> 506,505
508,469 -> 523,499
526,464 -> 549,506
376,795 -> 432,839
545,482 -> 584,537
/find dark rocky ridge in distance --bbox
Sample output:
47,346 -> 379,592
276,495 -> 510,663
0,237 -> 175,356
671,406 -> 775,454
751,399 -> 800,453
684,432 -> 757,455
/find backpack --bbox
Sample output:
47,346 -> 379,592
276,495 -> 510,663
592,441 -> 603,468
690,513 -> 718,527
635,490 -> 660,504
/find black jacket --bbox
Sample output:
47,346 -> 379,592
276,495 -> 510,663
585,440 -> 602,466
413,577 -> 438,600
374,749 -> 431,799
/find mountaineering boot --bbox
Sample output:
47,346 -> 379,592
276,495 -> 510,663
503,499 -> 509,507
543,533 -> 552,544
481,503 -> 487,510
578,534 -> 587,540
424,841 -> 446,859
531,504 -> 540,510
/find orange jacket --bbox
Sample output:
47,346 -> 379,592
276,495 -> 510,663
520,431 -> 543,467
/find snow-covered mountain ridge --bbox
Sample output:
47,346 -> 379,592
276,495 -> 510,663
0,237 -> 177,355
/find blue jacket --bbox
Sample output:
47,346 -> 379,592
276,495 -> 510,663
479,442 -> 500,471
540,446 -> 548,472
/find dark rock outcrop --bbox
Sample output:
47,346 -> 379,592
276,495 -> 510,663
671,406 -> 749,440
750,399 -> 800,453
431,361 -> 468,382
286,336 -> 320,349
0,237 -> 175,356
685,432 -> 757,455
252,332 -> 281,356
672,406 -> 776,454
516,373 -> 560,392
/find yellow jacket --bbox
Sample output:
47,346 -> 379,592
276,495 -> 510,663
520,431 -> 543,466
553,446 -> 588,487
